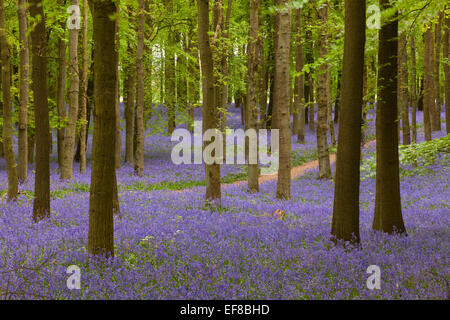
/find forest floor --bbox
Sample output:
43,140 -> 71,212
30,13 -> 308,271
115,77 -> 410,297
0,106 -> 448,299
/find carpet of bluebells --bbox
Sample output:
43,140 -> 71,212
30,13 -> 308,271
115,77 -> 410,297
0,105 -> 448,299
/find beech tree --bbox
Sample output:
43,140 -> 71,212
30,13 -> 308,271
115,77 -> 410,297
0,0 -> 19,200
88,0 -> 118,257
30,0 -> 51,221
246,0 -> 261,193
61,0 -> 80,180
17,0 -> 30,183
373,0 -> 406,235
423,23 -> 433,142
331,0 -> 366,243
294,8 -> 305,143
135,0 -> 145,176
197,0 -> 221,201
316,2 -> 331,179
274,0 -> 291,200
444,10 -> 450,135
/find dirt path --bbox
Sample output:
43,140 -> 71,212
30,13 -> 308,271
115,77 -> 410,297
223,140 -> 376,189
169,140 -> 376,193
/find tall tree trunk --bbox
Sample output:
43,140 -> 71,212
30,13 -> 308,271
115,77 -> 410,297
125,44 -> 136,164
294,9 -> 305,143
327,69 -> 336,147
114,5 -> 121,170
30,0 -> 50,221
423,24 -> 433,141
410,34 -> 418,143
165,0 -> 176,135
305,13 -> 314,132
61,0 -> 80,180
334,69 -> 341,123
373,1 -> 406,235
246,0 -> 261,193
332,0 -> 365,244
444,10 -> 450,135
316,3 -> 331,180
197,0 -> 221,201
0,0 -> 19,200
274,0 -> 291,200
17,0 -> 30,182
88,0 -> 117,257
433,12 -> 443,131
399,32 -> 410,145
57,2 -> 66,170
80,0 -> 88,173
134,0 -> 145,177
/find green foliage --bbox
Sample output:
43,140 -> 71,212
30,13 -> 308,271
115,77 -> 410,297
361,135 -> 450,181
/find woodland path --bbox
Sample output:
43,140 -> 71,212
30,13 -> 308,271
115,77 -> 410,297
169,140 -> 377,194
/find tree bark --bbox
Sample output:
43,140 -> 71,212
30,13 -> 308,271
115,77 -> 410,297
197,0 -> 221,202
316,3 -> 331,180
423,24 -> 433,141
88,0 -> 117,257
134,0 -> 145,177
125,44 -> 136,164
294,9 -> 305,143
0,0 -> 19,200
433,12 -> 443,131
410,34 -> 418,143
17,0 -> 30,183
30,0 -> 51,221
61,0 -> 80,180
114,5 -> 121,170
80,0 -> 88,173
274,0 -> 291,200
398,32 -> 410,145
165,0 -> 176,135
246,0 -> 261,193
444,11 -> 450,135
331,0 -> 366,244
373,1 -> 406,235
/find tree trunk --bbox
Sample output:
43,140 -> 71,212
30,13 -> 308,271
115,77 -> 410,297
88,0 -> 117,257
373,1 -> 406,235
294,9 -> 305,143
444,11 -> 450,135
17,0 -> 30,183
57,2 -> 66,170
246,0 -> 261,193
316,4 -> 331,180
0,0 -> 19,200
165,0 -> 176,135
80,0 -> 88,173
30,0 -> 51,221
433,12 -> 442,131
423,24 -> 433,141
134,0 -> 145,177
410,34 -> 418,143
197,0 -> 221,202
332,0 -> 365,244
327,69 -> 336,147
274,0 -> 291,200
399,32 -> 410,145
114,6 -> 121,170
61,0 -> 80,180
334,69 -> 341,123
187,16 -> 199,132
125,45 -> 136,164
305,13 -> 314,132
